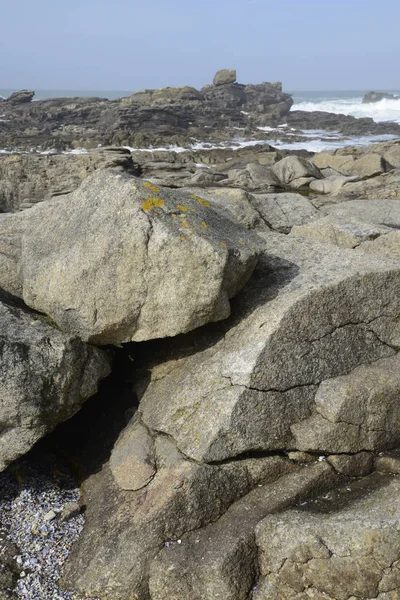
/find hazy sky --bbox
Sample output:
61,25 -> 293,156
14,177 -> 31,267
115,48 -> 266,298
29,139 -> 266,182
1,0 -> 399,92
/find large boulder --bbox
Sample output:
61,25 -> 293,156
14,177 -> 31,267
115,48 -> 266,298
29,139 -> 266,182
6,89 -> 34,105
322,198 -> 400,226
254,472 -> 400,600
0,170 -> 261,345
138,234 -> 400,463
213,69 -> 237,86
0,297 -> 110,471
272,156 -> 322,189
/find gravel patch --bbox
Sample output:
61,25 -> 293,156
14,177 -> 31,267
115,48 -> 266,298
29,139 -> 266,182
0,459 -> 98,600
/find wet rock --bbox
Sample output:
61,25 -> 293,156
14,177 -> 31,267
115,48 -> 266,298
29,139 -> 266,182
363,91 -> 398,103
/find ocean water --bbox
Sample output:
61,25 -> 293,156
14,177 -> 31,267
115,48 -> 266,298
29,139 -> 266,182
1,88 -> 400,153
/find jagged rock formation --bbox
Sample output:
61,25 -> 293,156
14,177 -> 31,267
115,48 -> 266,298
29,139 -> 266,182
0,70 -> 293,152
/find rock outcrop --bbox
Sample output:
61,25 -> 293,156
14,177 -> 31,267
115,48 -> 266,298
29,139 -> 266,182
61,232 -> 400,599
5,90 -> 35,105
363,90 -> 398,103
0,296 -> 110,472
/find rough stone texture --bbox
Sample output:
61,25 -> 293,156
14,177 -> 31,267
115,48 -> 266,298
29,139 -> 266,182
213,69 -> 237,86
290,215 -> 391,248
0,212 -> 25,297
5,90 -> 34,105
249,192 -> 320,233
184,186 -> 268,230
309,174 -> 358,195
0,530 -> 19,599
321,170 -> 400,200
375,451 -> 400,474
291,355 -> 400,454
327,452 -> 374,476
226,163 -> 281,192
357,230 -> 400,261
138,234 -> 400,463
313,152 -> 356,174
272,156 -> 322,188
254,473 -> 400,600
0,297 -> 110,472
149,463 -> 338,600
109,415 -> 156,490
345,153 -> 387,179
61,434 -> 296,600
0,147 -> 140,212
323,198 -> 400,227
0,170 -> 261,345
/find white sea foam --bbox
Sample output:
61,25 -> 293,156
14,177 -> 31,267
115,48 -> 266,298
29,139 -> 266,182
293,97 -> 400,124
268,133 -> 397,152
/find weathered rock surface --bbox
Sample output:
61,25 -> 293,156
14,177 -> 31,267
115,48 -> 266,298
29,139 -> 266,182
0,530 -> 19,599
292,355 -> 400,453
272,156 -> 322,189
138,234 -> 400,463
149,462 -> 338,600
254,472 -> 400,600
249,192 -> 320,233
357,230 -> 400,261
213,69 -> 237,86
290,214 -> 391,248
61,434 -> 297,599
322,198 -> 400,227
5,90 -> 35,105
0,170 -> 260,344
0,297 -> 110,471
0,147 -> 140,212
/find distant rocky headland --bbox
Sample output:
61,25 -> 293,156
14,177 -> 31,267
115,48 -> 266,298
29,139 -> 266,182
1,69 -> 400,152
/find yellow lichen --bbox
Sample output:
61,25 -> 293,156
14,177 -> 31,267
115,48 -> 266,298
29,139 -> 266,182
180,237 -> 186,241
143,182 -> 160,192
201,221 -> 207,228
176,204 -> 187,212
191,195 -> 210,208
238,239 -> 246,245
220,241 -> 227,247
141,197 -> 164,211
181,220 -> 189,227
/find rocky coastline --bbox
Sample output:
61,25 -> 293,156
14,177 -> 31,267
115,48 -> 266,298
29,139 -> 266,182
2,70 -> 400,600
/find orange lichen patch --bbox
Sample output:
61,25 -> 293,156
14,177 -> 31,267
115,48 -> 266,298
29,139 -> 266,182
238,239 -> 246,245
201,221 -> 207,229
191,195 -> 211,208
142,197 -> 165,211
143,182 -> 160,192
176,204 -> 188,212
220,241 -> 227,248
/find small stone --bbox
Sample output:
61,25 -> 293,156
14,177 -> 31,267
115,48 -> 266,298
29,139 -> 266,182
327,452 -> 374,476
287,451 -> 317,464
43,510 -> 57,522
60,502 -> 81,523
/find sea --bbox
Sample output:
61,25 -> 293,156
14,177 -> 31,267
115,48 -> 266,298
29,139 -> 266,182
1,89 -> 400,153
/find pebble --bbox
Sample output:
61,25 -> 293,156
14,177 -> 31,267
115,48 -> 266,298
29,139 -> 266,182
0,460 -> 99,600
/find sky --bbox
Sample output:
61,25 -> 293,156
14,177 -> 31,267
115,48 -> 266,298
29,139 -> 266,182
1,0 -> 399,92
